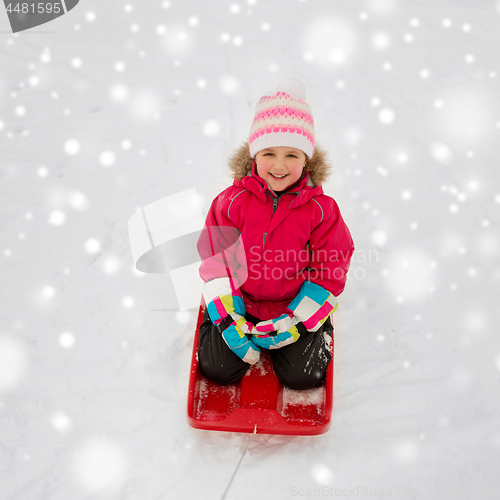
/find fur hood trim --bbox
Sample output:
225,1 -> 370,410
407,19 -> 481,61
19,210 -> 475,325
228,142 -> 331,186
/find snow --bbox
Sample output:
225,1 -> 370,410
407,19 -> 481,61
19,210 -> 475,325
1,0 -> 500,499
281,386 -> 324,416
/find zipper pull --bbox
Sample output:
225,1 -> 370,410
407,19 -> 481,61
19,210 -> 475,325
272,197 -> 278,214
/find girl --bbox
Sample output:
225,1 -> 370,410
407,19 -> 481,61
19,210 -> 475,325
197,78 -> 355,390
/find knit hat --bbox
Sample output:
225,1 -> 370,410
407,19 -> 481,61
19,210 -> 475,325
248,77 -> 315,159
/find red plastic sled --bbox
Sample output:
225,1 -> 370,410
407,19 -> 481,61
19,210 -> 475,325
187,304 -> 334,435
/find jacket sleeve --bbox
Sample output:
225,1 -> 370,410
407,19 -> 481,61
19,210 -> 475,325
197,191 -> 248,289
306,197 -> 355,297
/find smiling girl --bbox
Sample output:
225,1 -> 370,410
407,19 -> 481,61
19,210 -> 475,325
255,146 -> 306,191
197,78 -> 355,389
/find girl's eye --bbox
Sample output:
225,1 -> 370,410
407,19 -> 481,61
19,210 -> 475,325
262,152 -> 298,157
263,153 -> 297,157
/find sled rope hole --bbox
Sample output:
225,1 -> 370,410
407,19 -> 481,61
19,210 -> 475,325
220,425 -> 257,500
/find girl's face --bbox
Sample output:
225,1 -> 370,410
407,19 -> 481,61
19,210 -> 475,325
255,147 -> 307,192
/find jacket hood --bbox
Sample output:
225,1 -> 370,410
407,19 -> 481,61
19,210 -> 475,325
228,141 -> 331,187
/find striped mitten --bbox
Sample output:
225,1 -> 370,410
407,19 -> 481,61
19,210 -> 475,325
253,281 -> 338,349
203,278 -> 260,365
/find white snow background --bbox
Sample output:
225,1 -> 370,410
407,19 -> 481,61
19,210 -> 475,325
1,0 -> 500,499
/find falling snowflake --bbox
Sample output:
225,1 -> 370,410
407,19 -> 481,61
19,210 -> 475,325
59,332 -> 76,348
72,438 -> 128,492
0,337 -> 28,392
49,210 -> 66,226
372,31 -> 391,50
379,108 -> 395,124
310,463 -> 335,485
64,139 -> 80,155
99,151 -> 115,167
85,238 -> 101,254
51,412 -> 73,432
303,17 -> 357,68
203,120 -> 220,136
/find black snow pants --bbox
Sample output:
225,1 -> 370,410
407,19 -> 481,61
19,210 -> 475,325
198,309 -> 333,390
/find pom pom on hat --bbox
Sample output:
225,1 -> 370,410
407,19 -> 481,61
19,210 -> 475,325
275,77 -> 307,102
248,77 -> 315,159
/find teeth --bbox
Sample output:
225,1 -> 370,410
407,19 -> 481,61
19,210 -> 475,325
271,173 -> 287,178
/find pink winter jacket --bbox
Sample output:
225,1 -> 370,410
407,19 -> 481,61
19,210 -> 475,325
198,151 -> 355,321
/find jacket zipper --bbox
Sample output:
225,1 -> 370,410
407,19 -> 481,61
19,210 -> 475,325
272,196 -> 279,215
263,195 -> 280,248
256,176 -> 305,310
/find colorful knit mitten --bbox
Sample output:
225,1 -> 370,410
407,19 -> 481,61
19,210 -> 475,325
203,278 -> 260,365
252,281 -> 338,349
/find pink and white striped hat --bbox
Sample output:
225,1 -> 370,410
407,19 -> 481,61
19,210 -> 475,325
249,77 -> 315,159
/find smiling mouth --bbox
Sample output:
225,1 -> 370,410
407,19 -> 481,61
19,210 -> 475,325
270,173 -> 288,179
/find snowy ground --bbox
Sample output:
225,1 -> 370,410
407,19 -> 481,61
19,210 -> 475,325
1,0 -> 500,499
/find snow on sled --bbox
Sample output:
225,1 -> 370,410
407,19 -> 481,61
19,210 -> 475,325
187,303 -> 334,435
